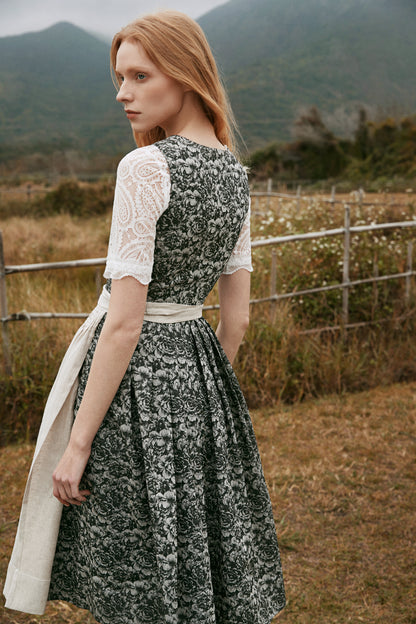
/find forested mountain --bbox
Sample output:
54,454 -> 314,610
0,22 -> 134,158
199,0 -> 416,147
1,0 -> 416,164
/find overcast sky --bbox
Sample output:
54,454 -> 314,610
0,0 -> 228,38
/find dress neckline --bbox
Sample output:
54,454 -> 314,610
169,134 -> 229,152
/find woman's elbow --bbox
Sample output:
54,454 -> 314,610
240,313 -> 250,333
228,312 -> 250,336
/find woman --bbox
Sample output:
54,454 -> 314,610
4,10 -> 285,623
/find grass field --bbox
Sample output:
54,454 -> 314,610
1,381 -> 415,623
1,190 -> 416,621
3,191 -> 416,443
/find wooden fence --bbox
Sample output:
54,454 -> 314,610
251,180 -> 416,212
1,196 -> 416,375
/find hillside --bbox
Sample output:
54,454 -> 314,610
0,22 -> 134,157
199,0 -> 416,147
1,1 -> 416,163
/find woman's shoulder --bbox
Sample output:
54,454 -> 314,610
116,144 -> 170,181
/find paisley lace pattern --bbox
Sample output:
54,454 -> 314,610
48,135 -> 285,623
104,146 -> 171,284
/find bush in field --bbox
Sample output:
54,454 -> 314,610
247,107 -> 349,181
39,180 -> 85,215
247,143 -> 281,180
0,180 -> 115,219
33,179 -> 114,217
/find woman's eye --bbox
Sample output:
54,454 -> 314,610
136,73 -> 146,81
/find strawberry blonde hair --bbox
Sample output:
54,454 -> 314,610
110,10 -> 238,153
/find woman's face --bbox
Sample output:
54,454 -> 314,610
115,39 -> 187,135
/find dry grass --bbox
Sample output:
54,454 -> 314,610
1,381 -> 415,623
265,383 -> 416,624
3,194 -> 416,442
0,213 -> 111,444
1,213 -> 110,265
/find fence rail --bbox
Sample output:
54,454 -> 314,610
1,202 -> 416,374
251,181 -> 416,211
4,257 -> 107,275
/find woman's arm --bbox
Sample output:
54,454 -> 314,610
216,269 -> 251,364
52,277 -> 147,507
52,147 -> 171,507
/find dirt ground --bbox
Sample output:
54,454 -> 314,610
1,381 -> 415,623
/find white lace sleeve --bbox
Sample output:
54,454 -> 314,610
222,202 -> 253,274
104,145 -> 171,284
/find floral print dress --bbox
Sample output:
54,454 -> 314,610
48,135 -> 286,624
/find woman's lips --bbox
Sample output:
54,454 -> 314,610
125,110 -> 140,120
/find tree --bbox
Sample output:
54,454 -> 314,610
293,106 -> 335,144
354,108 -> 371,159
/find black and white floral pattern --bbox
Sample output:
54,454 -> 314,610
48,136 -> 285,623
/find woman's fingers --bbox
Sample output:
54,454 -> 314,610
54,490 -> 90,506
54,492 -> 70,507
79,489 -> 92,498
52,442 -> 92,506
63,481 -> 75,501
69,489 -> 92,504
53,477 -> 92,507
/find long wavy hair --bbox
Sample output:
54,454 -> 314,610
110,10 -> 238,153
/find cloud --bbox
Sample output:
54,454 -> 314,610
0,0 -> 227,37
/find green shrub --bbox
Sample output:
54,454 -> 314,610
33,180 -> 113,217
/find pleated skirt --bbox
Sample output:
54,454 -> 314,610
48,316 -> 285,624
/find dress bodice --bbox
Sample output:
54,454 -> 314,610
104,135 -> 252,304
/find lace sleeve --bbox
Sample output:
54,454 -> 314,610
103,145 -> 171,284
222,202 -> 253,274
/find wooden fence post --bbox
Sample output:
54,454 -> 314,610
270,249 -> 277,322
406,241 -> 413,304
0,231 -> 12,375
373,253 -> 379,319
266,178 -> 272,212
342,205 -> 351,325
253,195 -> 260,218
331,185 -> 336,208
358,187 -> 364,219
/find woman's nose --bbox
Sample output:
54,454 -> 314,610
116,82 -> 132,103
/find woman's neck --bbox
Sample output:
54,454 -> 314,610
163,92 -> 224,149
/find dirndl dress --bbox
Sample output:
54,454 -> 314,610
33,135 -> 286,623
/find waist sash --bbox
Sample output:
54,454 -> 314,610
144,301 -> 203,323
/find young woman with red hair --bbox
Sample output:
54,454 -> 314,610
5,11 -> 285,623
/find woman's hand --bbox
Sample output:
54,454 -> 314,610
52,441 -> 92,507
